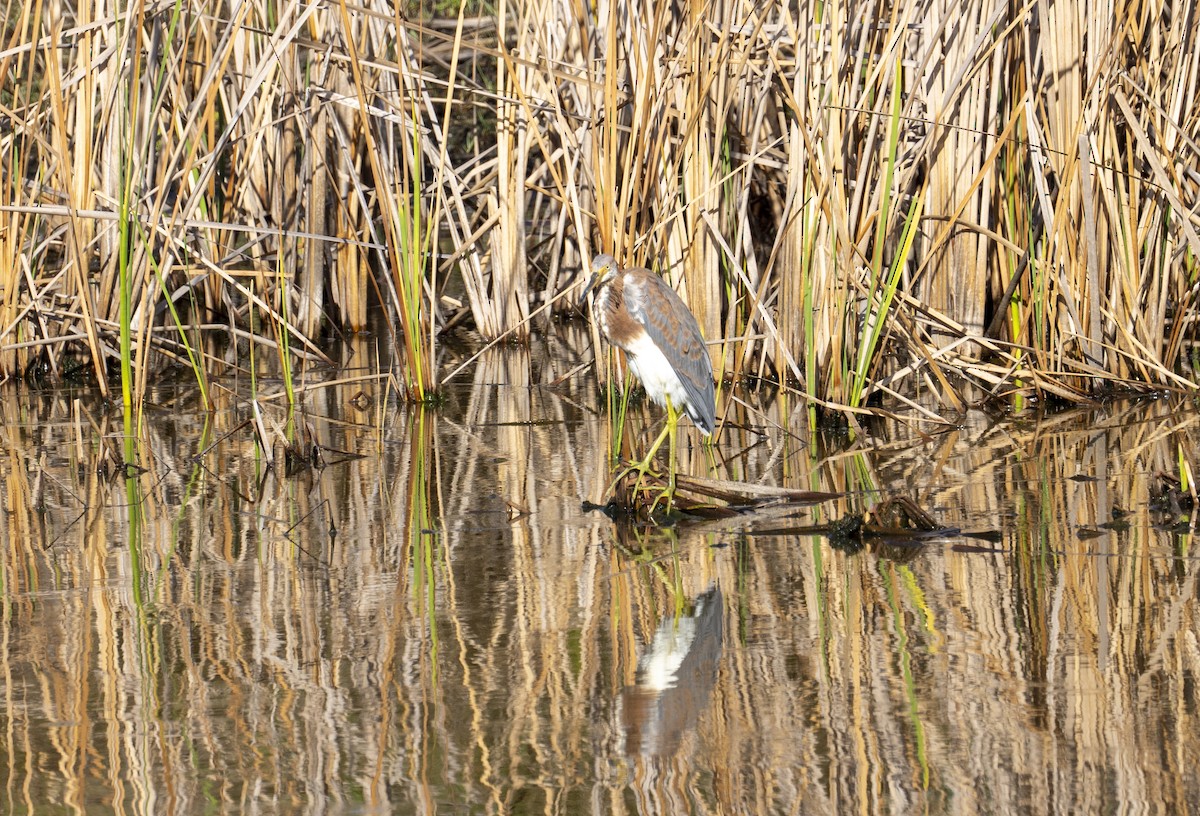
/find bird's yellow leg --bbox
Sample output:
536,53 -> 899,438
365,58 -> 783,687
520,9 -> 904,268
610,419 -> 671,500
648,399 -> 679,515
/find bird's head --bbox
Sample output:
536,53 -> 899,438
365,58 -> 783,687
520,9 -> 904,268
578,253 -> 619,307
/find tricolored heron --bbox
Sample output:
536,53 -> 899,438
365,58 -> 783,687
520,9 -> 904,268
579,253 -> 716,506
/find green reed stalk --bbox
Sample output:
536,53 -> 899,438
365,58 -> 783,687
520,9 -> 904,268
395,102 -> 429,402
248,292 -> 260,417
848,61 -> 906,409
803,200 -> 819,429
1001,151 -> 1025,411
117,4 -> 146,421
138,222 -> 212,409
118,201 -> 133,412
611,367 -> 636,464
850,189 -> 925,410
275,255 -> 296,410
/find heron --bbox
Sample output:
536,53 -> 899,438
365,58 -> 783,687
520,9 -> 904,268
579,253 -> 716,507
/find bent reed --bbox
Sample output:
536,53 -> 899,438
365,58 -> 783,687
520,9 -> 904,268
1,0 -> 1197,417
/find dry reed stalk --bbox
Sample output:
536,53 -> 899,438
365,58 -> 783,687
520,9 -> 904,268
913,0 -> 1004,343
43,11 -> 107,393
485,0 -> 530,339
665,4 -> 720,341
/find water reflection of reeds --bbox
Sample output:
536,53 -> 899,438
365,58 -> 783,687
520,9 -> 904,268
0,363 -> 1198,812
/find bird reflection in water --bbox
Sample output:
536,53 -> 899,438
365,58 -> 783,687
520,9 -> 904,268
619,585 -> 724,757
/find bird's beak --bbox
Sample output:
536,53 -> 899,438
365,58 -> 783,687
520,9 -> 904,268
578,272 -> 599,308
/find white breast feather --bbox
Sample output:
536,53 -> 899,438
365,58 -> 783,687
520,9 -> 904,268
624,331 -> 690,411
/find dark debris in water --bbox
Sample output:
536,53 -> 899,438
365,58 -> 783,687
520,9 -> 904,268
819,497 -> 963,558
283,441 -> 365,477
961,529 -> 1004,543
951,543 -> 1008,554
588,478 -> 977,560
587,469 -> 1028,561
1149,472 -> 1198,515
583,469 -> 843,527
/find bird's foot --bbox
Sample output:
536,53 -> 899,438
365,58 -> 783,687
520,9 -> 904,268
610,458 -> 655,495
646,472 -> 677,516
608,459 -> 682,519
609,455 -> 667,505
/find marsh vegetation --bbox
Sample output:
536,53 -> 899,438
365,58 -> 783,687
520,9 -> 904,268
2,0 -> 1198,424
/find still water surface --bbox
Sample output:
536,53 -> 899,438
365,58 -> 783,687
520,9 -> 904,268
1,338 -> 1198,814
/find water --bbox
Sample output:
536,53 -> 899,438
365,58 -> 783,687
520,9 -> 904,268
1,335 -> 1198,814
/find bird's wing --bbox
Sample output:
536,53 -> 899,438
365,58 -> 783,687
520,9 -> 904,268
625,271 -> 717,434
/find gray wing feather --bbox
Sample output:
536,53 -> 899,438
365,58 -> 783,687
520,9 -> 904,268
626,272 -> 716,434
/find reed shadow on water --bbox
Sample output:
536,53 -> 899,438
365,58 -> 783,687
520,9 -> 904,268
1,336 -> 1199,812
